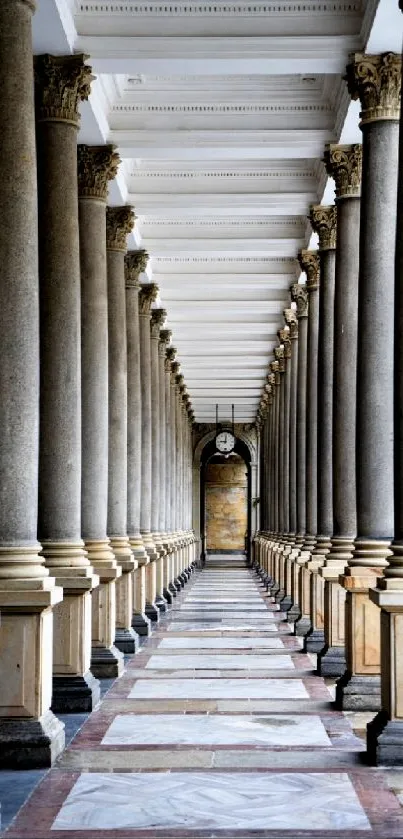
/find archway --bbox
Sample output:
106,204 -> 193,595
199,435 -> 252,565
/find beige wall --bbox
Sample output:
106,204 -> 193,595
205,457 -> 248,551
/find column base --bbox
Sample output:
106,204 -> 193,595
335,672 -> 381,711
91,645 -> 124,679
303,628 -> 325,654
293,615 -> 312,637
169,582 -> 179,596
274,588 -> 286,604
317,645 -> 346,678
156,594 -> 168,613
163,587 -> 174,604
279,595 -> 293,613
145,602 -> 160,623
115,627 -> 140,654
132,611 -> 151,636
287,603 -> 301,622
0,709 -> 65,769
174,577 -> 183,591
367,711 -> 403,766
51,672 -> 101,714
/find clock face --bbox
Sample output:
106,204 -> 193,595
215,431 -> 235,453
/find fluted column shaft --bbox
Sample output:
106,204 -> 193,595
125,251 -> 150,637
106,208 -> 139,654
78,144 -> 123,678
150,308 -> 167,607
0,1 -> 64,766
290,283 -> 308,624
318,145 -> 362,678
35,54 -> 100,713
337,53 -> 399,713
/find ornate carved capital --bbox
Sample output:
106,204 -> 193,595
125,250 -> 149,289
139,283 -> 158,316
324,143 -> 362,199
298,249 -> 320,291
106,206 -> 135,252
290,283 -> 309,318
309,205 -> 337,251
150,308 -> 166,338
77,144 -> 120,201
274,345 -> 285,373
284,307 -> 298,339
268,372 -> 276,388
159,328 -> 172,356
35,54 -> 94,126
346,52 -> 401,124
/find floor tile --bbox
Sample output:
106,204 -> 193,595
158,636 -> 284,649
128,677 -> 308,698
51,771 -> 371,832
145,653 -> 295,670
102,713 -> 331,746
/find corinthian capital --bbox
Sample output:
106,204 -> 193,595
106,206 -> 135,252
139,283 -> 158,316
77,145 -> 120,201
290,283 -> 308,318
324,143 -> 362,199
165,344 -> 176,372
274,345 -> 285,373
125,250 -> 149,288
298,249 -> 320,292
150,308 -> 167,338
35,54 -> 94,126
284,307 -> 298,339
309,205 -> 337,251
159,329 -> 172,356
346,52 -> 401,124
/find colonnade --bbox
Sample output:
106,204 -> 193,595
0,6 -> 195,768
254,50 -> 403,765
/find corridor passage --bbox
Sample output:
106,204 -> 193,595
5,562 -> 403,838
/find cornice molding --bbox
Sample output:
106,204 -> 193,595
113,103 -> 331,114
78,1 -> 360,14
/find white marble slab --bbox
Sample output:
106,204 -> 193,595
52,771 -> 370,831
179,601 -> 268,614
167,622 -> 279,631
129,677 -> 308,699
146,653 -> 294,670
102,713 -> 330,746
171,611 -> 274,620
159,636 -> 284,649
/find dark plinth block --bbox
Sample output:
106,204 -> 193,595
91,644 -> 124,679
169,582 -> 178,597
274,588 -> 286,604
367,711 -> 403,766
335,671 -> 381,711
287,602 -> 301,623
294,615 -> 312,637
115,627 -> 140,654
279,595 -> 293,613
156,594 -> 168,613
51,671 -> 100,714
164,586 -> 175,603
304,628 -> 325,654
0,710 -> 65,769
145,602 -> 160,623
132,611 -> 151,636
317,645 -> 346,678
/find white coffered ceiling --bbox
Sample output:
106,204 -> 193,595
33,0 -> 402,422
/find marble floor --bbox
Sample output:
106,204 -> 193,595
3,560 -> 403,838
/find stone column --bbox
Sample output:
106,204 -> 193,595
167,349 -> 180,593
159,329 -> 172,600
138,283 -> 160,621
0,0 -> 65,767
278,326 -> 293,611
106,206 -> 139,655
294,252 -> 320,637
368,50 -> 403,764
78,144 -> 123,678
273,345 -> 286,600
125,250 -> 151,637
304,208 -> 337,653
150,308 -> 168,610
336,53 -> 399,711
317,144 -> 362,678
289,283 -> 309,624
35,54 -> 100,714
163,340 -> 175,598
